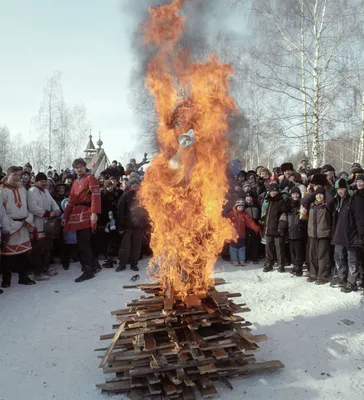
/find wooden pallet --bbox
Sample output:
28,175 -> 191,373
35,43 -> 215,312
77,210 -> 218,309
96,278 -> 284,399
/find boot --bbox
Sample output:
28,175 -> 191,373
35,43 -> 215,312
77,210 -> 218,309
278,265 -> 285,273
75,270 -> 94,283
263,264 -> 273,272
93,261 -> 102,274
34,274 -> 51,281
130,262 -> 139,272
103,258 -> 114,268
46,268 -> 58,277
306,277 -> 316,283
116,264 -> 126,272
0,289 -> 3,294
330,276 -> 346,288
63,264 -> 70,270
315,278 -> 329,285
18,276 -> 36,285
341,282 -> 358,293
230,261 -> 240,267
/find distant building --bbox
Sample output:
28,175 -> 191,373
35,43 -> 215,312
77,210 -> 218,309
84,133 -> 110,177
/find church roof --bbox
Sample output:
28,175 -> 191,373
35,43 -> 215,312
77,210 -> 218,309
85,135 -> 96,151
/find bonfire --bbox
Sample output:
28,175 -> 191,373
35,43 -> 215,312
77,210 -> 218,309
140,0 -> 236,300
96,3 -> 284,398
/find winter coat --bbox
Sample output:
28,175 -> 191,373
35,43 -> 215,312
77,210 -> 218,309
301,195 -> 333,239
344,188 -> 364,247
100,165 -> 125,179
331,180 -> 356,246
244,203 -> 261,223
118,190 -> 149,230
28,187 -> 60,240
100,190 -> 121,226
287,200 -> 307,240
263,193 -> 290,237
225,207 -> 260,238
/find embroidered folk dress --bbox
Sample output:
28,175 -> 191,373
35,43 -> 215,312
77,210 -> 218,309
0,183 -> 34,256
63,173 -> 101,232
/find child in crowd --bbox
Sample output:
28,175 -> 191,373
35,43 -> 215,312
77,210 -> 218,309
225,198 -> 261,267
287,187 -> 307,276
60,198 -> 78,270
301,187 -> 334,284
244,192 -> 261,264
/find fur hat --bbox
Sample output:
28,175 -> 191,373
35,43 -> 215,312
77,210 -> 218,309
273,167 -> 282,175
321,164 -> 335,173
352,162 -> 361,169
268,183 -> 280,192
235,198 -> 245,208
356,174 -> 364,182
35,172 -> 47,182
338,171 -> 349,179
280,162 -> 294,173
104,180 -> 113,188
260,167 -> 271,176
21,170 -> 30,177
310,173 -> 327,186
351,167 -> 364,174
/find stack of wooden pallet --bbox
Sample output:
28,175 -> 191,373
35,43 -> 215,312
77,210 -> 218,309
96,278 -> 284,399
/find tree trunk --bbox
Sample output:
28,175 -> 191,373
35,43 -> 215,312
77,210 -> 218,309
300,0 -> 309,158
358,93 -> 364,165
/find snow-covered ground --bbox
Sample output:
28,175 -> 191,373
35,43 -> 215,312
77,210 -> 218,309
1,259 -> 364,400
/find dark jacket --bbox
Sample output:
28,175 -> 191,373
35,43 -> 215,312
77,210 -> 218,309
263,193 -> 289,236
117,190 -> 149,230
287,200 -> 307,240
301,194 -> 333,239
101,165 -> 125,179
244,203 -> 261,223
342,188 -> 364,247
100,190 -> 121,226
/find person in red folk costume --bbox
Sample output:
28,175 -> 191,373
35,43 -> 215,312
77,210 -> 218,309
0,166 -> 36,288
62,158 -> 101,283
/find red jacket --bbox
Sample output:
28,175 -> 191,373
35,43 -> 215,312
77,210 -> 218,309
226,207 -> 260,238
63,173 -> 101,232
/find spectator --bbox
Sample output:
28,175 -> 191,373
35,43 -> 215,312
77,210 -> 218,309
27,173 -> 61,281
0,166 -> 35,288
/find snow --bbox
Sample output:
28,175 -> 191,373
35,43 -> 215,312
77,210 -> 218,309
1,259 -> 364,400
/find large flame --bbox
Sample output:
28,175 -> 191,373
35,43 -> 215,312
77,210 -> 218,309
140,0 -> 237,299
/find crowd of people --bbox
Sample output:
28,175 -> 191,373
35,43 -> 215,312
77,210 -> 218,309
1,154 -> 364,296
224,157 -> 364,294
0,156 -> 150,294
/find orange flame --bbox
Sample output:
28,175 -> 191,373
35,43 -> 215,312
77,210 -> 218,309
140,0 -> 237,299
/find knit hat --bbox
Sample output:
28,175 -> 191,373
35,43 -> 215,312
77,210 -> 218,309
268,183 -> 279,192
336,178 -> 348,189
35,172 -> 47,182
21,170 -> 30,177
260,167 -> 271,176
356,174 -> 364,182
351,167 -> 364,174
129,178 -> 140,186
290,186 -> 301,196
235,198 -> 245,208
315,186 -> 326,195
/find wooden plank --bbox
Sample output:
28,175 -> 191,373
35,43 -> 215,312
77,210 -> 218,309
144,333 -> 157,351
235,327 -> 268,344
99,322 -> 126,368
198,364 -> 217,375
162,378 -> 177,395
212,348 -> 228,360
197,383 -> 217,398
182,385 -> 196,400
148,382 -> 162,394
164,283 -> 175,311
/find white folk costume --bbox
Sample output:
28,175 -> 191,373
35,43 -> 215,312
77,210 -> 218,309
27,186 -> 60,239
0,183 -> 33,256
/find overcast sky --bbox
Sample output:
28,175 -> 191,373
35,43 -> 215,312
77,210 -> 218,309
0,0 -> 140,161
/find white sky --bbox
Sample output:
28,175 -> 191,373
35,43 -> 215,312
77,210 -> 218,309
0,0 -> 141,162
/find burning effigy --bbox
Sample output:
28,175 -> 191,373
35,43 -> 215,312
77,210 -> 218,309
97,2 -> 283,398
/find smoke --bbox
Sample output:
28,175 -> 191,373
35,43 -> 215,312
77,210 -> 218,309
120,0 -> 248,153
